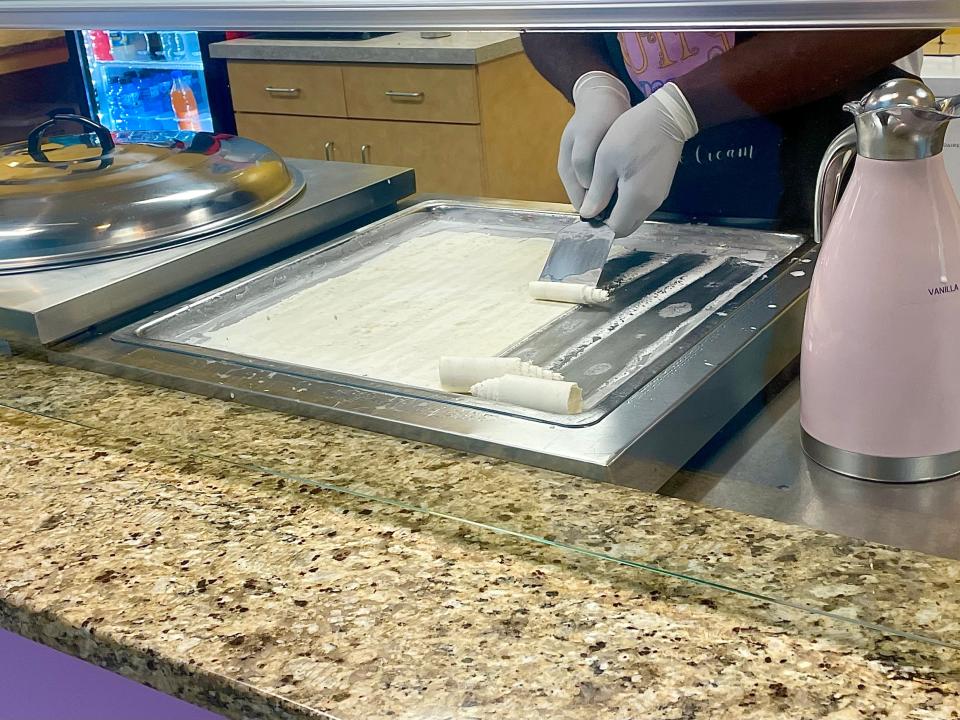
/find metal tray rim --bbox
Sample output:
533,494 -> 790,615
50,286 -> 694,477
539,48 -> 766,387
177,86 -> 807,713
114,198 -> 807,428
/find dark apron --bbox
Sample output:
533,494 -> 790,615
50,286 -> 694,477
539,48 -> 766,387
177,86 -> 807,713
603,33 -> 911,234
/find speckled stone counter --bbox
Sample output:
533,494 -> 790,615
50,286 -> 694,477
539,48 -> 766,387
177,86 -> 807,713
209,32 -> 522,65
1,354 -> 959,719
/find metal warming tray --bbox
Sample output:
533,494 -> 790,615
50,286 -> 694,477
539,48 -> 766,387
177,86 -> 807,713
0,159 -> 415,344
54,199 -> 814,489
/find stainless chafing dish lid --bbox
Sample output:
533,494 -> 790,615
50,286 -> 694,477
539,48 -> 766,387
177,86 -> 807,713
0,114 -> 305,273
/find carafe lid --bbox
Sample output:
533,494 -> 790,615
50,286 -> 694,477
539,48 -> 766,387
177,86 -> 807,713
845,78 -> 960,161
0,114 -> 304,273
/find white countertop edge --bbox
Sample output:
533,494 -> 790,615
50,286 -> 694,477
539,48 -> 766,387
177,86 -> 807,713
210,32 -> 523,65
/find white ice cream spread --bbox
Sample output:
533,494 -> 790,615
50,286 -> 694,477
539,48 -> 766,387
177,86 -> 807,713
199,230 -> 570,390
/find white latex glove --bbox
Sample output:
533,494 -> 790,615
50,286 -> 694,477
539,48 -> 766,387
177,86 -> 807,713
558,71 -> 631,211
580,82 -> 699,237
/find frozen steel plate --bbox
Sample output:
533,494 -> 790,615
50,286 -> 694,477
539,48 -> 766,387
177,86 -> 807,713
52,198 -> 814,489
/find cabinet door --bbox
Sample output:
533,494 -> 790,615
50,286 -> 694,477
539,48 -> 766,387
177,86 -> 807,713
235,112 -> 356,162
228,61 -> 346,117
477,52 -> 571,202
342,64 -> 479,124
350,119 -> 483,195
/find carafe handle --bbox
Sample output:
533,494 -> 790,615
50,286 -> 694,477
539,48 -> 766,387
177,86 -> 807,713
814,125 -> 857,244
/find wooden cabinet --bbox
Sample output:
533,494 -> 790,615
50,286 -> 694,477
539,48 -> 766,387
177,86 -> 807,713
236,114 -> 483,194
0,31 -> 67,75
235,113 -> 356,162
925,29 -> 960,55
228,61 -> 346,117
342,64 -> 480,124
229,52 -> 571,202
348,119 -> 484,196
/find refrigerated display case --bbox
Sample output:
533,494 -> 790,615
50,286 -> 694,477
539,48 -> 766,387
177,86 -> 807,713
72,30 -> 235,134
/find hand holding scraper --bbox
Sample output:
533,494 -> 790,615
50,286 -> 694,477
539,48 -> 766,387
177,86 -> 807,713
530,191 -> 616,305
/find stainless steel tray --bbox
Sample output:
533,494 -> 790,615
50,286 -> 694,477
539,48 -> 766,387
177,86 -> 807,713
54,198 -> 815,489
111,200 -> 804,425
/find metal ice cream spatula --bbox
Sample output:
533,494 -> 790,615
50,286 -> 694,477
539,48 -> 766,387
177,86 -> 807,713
538,192 -> 617,288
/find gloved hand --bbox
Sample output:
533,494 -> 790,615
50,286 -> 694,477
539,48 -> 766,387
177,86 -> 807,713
558,71 -> 631,211
579,82 -> 699,237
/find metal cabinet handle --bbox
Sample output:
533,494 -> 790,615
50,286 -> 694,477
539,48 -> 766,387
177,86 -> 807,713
265,86 -> 301,97
384,90 -> 424,100
360,144 -> 371,163
324,141 -> 334,161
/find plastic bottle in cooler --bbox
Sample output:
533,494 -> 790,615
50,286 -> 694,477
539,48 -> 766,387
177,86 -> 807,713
147,32 -> 166,61
184,33 -> 203,62
89,30 -> 113,61
118,72 -> 144,130
160,32 -> 187,61
106,76 -> 130,131
155,76 -> 179,131
136,75 -> 166,130
127,32 -> 149,61
169,71 -> 202,131
109,31 -> 135,61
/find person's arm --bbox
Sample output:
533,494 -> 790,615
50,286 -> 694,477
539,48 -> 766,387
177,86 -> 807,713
520,32 -> 620,103
675,30 -> 941,129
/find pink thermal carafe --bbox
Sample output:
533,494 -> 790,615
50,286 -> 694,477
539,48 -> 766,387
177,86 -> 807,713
802,78 -> 960,482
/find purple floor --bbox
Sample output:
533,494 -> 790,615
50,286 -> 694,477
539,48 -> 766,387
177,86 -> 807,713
0,628 -> 224,720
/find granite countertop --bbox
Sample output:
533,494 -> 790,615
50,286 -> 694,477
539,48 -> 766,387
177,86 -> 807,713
1,354 -> 959,719
209,31 -> 522,65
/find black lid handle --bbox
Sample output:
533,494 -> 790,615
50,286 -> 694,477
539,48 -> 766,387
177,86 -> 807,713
27,114 -> 115,163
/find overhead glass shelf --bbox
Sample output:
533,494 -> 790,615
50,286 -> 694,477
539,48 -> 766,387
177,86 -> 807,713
1,0 -> 957,31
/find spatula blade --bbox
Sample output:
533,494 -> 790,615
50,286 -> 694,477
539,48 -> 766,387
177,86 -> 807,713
538,217 -> 616,287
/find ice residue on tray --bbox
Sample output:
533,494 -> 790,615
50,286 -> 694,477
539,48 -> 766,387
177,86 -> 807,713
605,255 -> 673,289
585,267 -> 773,401
658,302 -> 693,319
548,256 -> 727,369
520,224 -> 802,409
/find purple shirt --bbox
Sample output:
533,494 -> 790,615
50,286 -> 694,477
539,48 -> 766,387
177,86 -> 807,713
617,32 -> 735,97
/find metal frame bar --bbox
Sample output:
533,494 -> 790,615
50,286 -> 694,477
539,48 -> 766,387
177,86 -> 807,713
0,1 -> 956,31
